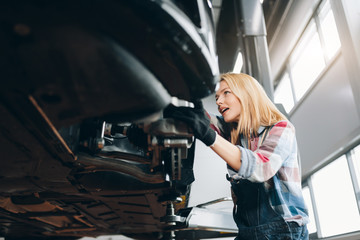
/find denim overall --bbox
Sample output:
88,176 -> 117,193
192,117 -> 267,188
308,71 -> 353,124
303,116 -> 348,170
229,129 -> 308,240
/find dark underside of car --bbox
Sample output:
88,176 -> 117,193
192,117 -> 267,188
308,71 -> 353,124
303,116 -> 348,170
0,0 -> 223,239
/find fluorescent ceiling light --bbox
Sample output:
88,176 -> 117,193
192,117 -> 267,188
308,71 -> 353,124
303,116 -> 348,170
233,52 -> 243,73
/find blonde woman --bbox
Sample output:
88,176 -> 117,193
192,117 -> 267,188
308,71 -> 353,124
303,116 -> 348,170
168,73 -> 309,239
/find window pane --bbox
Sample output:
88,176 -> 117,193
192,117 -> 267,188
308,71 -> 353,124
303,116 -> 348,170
319,2 -> 341,60
311,156 -> 360,237
291,22 -> 326,101
274,73 -> 294,113
302,187 -> 317,234
353,145 -> 360,190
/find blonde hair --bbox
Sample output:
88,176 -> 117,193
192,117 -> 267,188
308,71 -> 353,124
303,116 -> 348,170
220,73 -> 287,144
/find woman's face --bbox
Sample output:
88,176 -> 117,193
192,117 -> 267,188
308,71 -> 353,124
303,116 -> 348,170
215,81 -> 241,123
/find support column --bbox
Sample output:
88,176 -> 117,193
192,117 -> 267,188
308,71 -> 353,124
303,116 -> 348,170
238,0 -> 274,100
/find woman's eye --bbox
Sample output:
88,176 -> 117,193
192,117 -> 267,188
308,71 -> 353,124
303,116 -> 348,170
224,91 -> 231,95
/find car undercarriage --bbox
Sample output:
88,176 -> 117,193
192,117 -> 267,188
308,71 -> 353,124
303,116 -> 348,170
0,1 -> 225,239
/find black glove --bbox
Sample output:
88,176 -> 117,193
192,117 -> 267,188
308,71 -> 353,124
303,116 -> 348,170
165,100 -> 216,146
125,125 -> 148,149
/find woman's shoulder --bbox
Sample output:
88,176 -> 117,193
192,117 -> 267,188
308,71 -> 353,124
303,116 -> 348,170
209,113 -> 225,132
269,120 -> 296,137
273,120 -> 295,129
208,114 -> 231,138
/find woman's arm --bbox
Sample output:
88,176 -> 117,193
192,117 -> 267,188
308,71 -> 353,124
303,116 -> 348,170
236,121 -> 296,182
210,134 -> 242,171
211,120 -> 297,183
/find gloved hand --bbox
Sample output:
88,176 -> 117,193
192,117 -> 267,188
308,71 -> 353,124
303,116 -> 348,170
125,125 -> 148,149
164,100 -> 216,146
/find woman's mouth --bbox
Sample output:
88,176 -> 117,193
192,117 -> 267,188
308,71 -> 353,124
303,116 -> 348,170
221,108 -> 229,115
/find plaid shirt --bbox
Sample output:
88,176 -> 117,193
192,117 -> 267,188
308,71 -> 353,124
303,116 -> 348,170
210,115 -> 309,226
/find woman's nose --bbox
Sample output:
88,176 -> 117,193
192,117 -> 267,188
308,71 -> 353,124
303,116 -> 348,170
216,95 -> 223,105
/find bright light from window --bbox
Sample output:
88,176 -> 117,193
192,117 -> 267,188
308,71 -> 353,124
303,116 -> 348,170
319,1 -> 341,60
233,52 -> 243,73
291,22 -> 325,101
274,73 -> 294,113
302,187 -> 317,234
311,156 -> 360,237
276,0 -> 342,111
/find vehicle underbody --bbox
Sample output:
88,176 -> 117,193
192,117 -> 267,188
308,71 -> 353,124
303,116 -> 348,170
0,1 -> 225,239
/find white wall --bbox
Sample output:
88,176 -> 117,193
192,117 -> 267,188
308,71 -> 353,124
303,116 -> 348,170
291,54 -> 360,176
187,94 -> 231,207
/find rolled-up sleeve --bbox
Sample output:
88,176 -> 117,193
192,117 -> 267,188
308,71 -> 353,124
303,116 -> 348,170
237,146 -> 255,178
229,121 -> 296,182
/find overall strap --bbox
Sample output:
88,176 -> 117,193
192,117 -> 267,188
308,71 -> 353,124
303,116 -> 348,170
258,126 -> 270,148
246,126 -> 271,150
